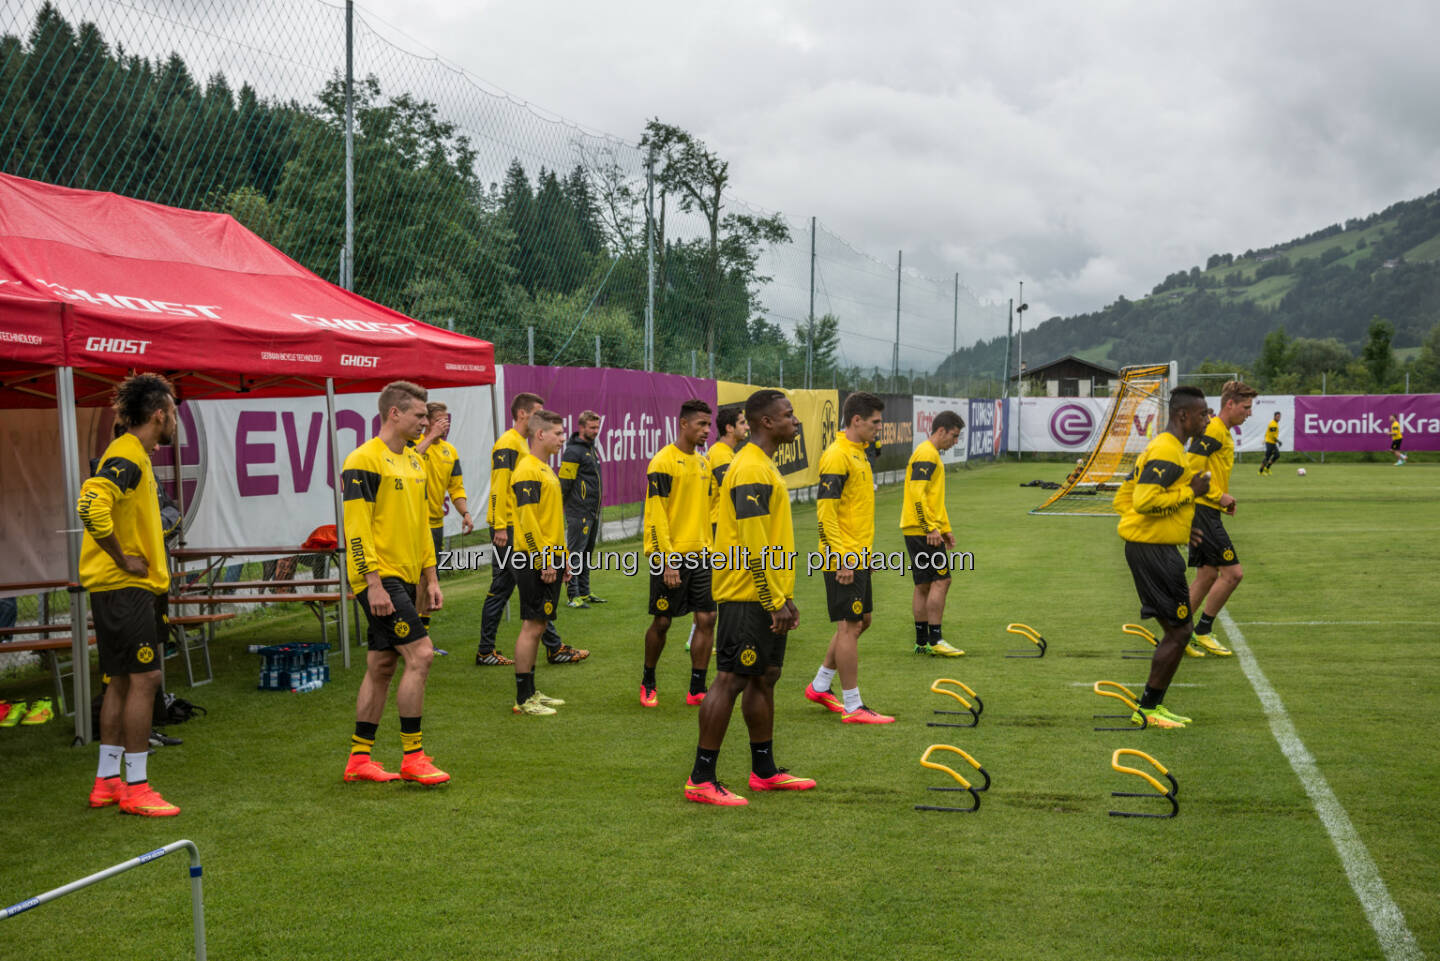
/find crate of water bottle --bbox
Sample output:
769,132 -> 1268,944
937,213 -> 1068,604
250,642 -> 332,692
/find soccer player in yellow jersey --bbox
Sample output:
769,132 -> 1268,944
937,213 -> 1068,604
1117,385 -> 1212,729
640,400 -> 717,708
78,373 -> 180,816
1391,415 -> 1407,465
707,405 -> 749,534
1185,381 -> 1257,657
901,410 -> 965,656
805,391 -> 893,724
414,401 -> 472,636
478,393 -> 582,665
509,410 -> 573,716
1259,411 -> 1282,474
685,390 -> 816,806
343,381 -> 449,785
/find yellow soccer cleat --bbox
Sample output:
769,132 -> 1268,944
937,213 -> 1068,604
1192,633 -> 1233,657
928,640 -> 965,657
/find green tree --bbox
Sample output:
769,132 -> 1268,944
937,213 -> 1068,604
1361,316 -> 1395,389
1256,327 -> 1292,385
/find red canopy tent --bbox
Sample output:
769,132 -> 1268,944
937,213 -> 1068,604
0,173 -> 497,742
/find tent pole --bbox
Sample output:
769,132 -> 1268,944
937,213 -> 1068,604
325,378 -> 350,669
56,366 -> 92,744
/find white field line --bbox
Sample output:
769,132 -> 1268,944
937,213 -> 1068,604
1066,681 -> 1204,687
1220,610 -> 1423,961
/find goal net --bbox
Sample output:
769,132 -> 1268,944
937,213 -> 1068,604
1029,363 -> 1173,515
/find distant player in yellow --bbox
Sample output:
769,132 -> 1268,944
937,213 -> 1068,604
78,373 -> 180,816
414,401 -> 472,635
685,390 -> 815,806
1390,415 -> 1407,465
640,400 -> 717,708
708,405 -> 749,534
1115,385 -> 1212,729
901,411 -> 965,656
1259,411 -> 1281,474
343,381 -> 448,785
1186,381 -> 1258,657
804,391 -> 893,723
508,410 -> 574,716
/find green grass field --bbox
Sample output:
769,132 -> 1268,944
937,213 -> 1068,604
3,460 -> 1437,960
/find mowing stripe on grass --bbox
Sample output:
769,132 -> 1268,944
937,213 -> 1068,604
1235,620 -> 1429,626
1219,610 -> 1423,961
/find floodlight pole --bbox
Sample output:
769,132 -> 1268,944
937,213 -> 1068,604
1002,298 -> 1013,399
892,250 -> 902,392
644,148 -> 656,372
807,215 -> 816,389
343,1 -> 354,291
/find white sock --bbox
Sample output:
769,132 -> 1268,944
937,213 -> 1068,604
813,666 -> 837,692
97,744 -> 123,779
124,751 -> 148,785
842,687 -> 863,713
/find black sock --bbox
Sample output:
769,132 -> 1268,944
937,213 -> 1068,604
928,623 -> 943,644
642,665 -> 657,689
1140,685 -> 1165,709
1195,612 -> 1216,636
691,746 -> 718,784
689,668 -> 707,695
914,621 -> 928,646
750,740 -> 778,778
516,671 -> 536,705
354,720 -> 378,742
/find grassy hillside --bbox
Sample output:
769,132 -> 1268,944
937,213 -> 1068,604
943,189 -> 1440,378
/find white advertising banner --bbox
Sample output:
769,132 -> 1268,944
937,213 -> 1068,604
912,395 -> 969,464
1008,394 -> 1296,454
187,379 -> 499,551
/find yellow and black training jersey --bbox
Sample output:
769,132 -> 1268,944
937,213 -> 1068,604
77,432 -> 170,594
1391,419 -> 1403,441
511,452 -> 566,559
421,438 -> 467,527
1116,431 -> 1198,545
342,437 -> 435,592
714,442 -> 794,610
900,439 -> 950,535
1187,416 -> 1234,510
644,443 -> 714,554
816,436 -> 875,567
707,440 -> 739,528
1264,418 -> 1279,444
486,427 -> 526,531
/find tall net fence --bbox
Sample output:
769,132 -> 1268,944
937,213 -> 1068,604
1,0 -> 1007,390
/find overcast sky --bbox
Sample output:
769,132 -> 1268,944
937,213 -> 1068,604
351,0 -> 1440,329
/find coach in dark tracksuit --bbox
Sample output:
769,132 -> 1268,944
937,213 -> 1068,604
560,412 -> 606,607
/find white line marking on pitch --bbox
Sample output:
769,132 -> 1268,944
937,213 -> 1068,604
1220,610 -> 1422,961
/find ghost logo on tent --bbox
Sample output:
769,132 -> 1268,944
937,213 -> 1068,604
341,355 -> 379,368
1049,404 -> 1095,448
84,337 -> 150,355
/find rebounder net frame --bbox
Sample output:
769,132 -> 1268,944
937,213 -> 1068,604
1029,363 -> 1173,515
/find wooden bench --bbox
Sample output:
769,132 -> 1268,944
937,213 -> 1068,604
171,594 -> 344,651
0,612 -> 235,705
176,578 -> 339,593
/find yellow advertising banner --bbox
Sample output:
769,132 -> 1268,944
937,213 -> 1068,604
714,382 -> 840,489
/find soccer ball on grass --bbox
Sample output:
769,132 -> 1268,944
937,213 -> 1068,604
1296,468 -> 1307,476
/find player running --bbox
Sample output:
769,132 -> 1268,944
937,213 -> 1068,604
804,391 -> 893,724
685,390 -> 815,806
640,400 -> 717,708
1259,411 -> 1282,474
1391,415 -> 1407,465
901,411 -> 965,656
343,381 -> 449,785
1186,381 -> 1258,657
1114,386 -> 1212,729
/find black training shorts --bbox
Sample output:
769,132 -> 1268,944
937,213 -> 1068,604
515,562 -> 562,622
715,601 -> 788,675
357,577 -> 425,651
1391,438 -> 1403,451
648,554 -> 716,618
92,587 -> 167,675
904,534 -> 952,585
1189,504 -> 1239,569
823,567 -> 873,622
1124,541 -> 1193,630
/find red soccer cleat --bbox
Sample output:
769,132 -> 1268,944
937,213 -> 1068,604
88,775 -> 123,808
804,683 -> 844,713
748,769 -> 817,791
344,754 -> 402,783
684,778 -> 748,806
